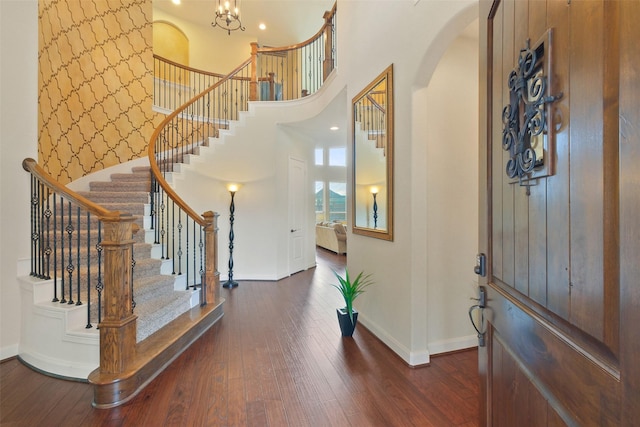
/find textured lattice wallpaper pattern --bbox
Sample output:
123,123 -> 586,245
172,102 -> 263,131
38,0 -> 161,184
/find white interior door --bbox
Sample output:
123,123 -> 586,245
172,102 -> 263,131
288,157 -> 306,275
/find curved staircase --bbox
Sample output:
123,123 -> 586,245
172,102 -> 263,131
19,165 -> 199,380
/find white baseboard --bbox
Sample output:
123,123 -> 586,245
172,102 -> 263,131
428,334 -> 478,355
19,347 -> 97,380
357,315 -> 478,366
1,344 -> 19,361
357,313 -> 430,367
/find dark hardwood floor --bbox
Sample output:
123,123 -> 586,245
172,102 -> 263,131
1,248 -> 479,426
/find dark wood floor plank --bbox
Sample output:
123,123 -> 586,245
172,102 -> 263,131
0,248 -> 479,426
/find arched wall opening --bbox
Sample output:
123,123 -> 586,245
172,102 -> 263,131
153,20 -> 189,66
410,6 -> 480,358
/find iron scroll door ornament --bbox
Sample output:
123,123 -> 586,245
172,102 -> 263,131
502,30 -> 562,194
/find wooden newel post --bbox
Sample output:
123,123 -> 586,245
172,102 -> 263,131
98,214 -> 137,374
202,211 -> 220,306
250,42 -> 258,101
322,9 -> 335,81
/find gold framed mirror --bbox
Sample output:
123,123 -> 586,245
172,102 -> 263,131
352,64 -> 393,240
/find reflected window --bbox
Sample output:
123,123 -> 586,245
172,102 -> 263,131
329,147 -> 346,167
329,182 -> 346,221
315,181 -> 325,222
315,148 -> 324,166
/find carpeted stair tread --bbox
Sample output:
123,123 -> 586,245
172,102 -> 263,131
134,274 -> 178,302
89,181 -> 150,192
96,202 -> 146,216
48,165 -> 199,343
135,290 -> 194,341
77,191 -> 149,204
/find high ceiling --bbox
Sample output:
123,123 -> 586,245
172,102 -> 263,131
153,0 -> 336,46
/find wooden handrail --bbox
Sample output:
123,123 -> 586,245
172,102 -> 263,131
255,3 -> 336,54
22,158 -> 122,221
365,94 -> 386,114
23,157 -> 138,375
153,54 -> 227,79
148,57 -> 253,227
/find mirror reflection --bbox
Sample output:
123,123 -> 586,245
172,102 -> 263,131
352,64 -> 393,240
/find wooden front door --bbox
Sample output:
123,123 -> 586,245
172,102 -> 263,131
478,0 -> 640,425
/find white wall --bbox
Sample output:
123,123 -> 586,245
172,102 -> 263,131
1,0 -> 39,359
153,8 -> 255,73
339,0 -> 479,365
424,27 -> 479,353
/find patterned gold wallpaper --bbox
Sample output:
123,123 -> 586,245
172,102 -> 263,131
38,0 -> 161,184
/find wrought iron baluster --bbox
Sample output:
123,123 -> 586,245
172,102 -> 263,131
86,212 -> 92,328
44,187 -> 52,280
150,173 -> 156,234
186,216 -> 190,286
96,222 -> 103,328
60,197 -> 66,304
30,175 -> 37,277
193,220 -> 197,288
177,209 -> 183,277
66,201 -> 74,305
36,181 -> 43,278
199,225 -> 204,288
172,199 -> 176,274
76,206 -> 82,306
52,192 -> 59,302
160,191 -> 166,259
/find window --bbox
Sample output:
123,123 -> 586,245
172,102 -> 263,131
329,147 -> 346,166
315,148 -> 324,166
329,182 -> 346,222
315,181 -> 325,222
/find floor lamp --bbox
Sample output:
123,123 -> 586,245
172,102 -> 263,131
371,186 -> 379,229
223,183 -> 239,289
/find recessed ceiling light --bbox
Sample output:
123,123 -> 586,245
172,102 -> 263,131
259,23 -> 266,30
330,126 -> 339,131
172,0 -> 180,4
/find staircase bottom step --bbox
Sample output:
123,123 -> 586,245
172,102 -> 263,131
88,299 -> 224,408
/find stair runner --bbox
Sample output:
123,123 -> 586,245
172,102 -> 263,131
76,166 -> 195,342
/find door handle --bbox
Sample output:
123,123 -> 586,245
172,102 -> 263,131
469,286 -> 487,347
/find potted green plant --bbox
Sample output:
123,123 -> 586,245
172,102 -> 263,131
332,269 -> 373,336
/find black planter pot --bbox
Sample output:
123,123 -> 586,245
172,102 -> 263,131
337,308 -> 358,337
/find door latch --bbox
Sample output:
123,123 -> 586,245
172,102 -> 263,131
474,253 -> 486,277
469,286 -> 487,347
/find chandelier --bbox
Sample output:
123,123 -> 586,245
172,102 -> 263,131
211,0 -> 245,35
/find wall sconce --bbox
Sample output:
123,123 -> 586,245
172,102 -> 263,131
223,183 -> 241,289
370,186 -> 379,229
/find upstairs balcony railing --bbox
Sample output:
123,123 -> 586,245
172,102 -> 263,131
153,3 -> 336,110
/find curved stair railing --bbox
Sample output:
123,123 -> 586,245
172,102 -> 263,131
22,158 -> 139,372
148,60 -> 256,307
20,2 -> 337,409
148,2 -> 337,303
153,55 -> 227,113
